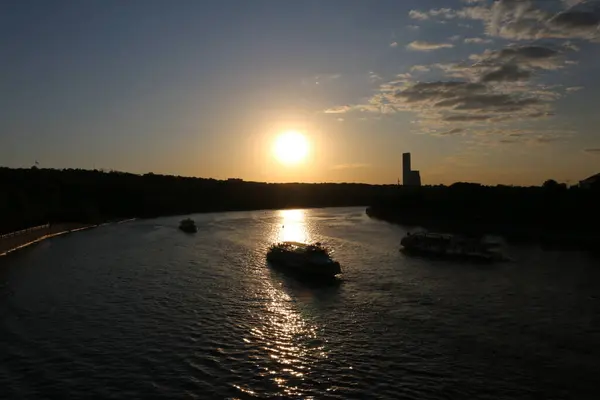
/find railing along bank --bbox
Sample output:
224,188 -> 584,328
0,224 -> 50,239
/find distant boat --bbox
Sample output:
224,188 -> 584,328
400,231 -> 506,262
267,241 -> 341,278
179,218 -> 197,233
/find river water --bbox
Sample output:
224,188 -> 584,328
1,207 -> 599,399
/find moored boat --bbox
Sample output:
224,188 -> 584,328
400,231 -> 506,262
179,218 -> 197,233
266,241 -> 342,278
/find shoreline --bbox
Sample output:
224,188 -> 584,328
0,219 -> 136,257
366,206 -> 600,253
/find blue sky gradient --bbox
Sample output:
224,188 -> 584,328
1,0 -> 599,184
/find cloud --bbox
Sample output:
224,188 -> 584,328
584,148 -> 600,154
324,105 -> 352,114
410,65 -> 431,72
331,163 -> 370,170
409,10 -> 430,20
481,64 -> 532,82
314,74 -> 341,85
325,0 -> 598,140
407,41 -> 455,51
410,0 -> 600,41
436,128 -> 465,136
464,37 -> 493,44
368,71 -> 383,82
444,114 -> 493,122
472,45 -> 564,70
566,86 -> 583,92
390,42 -> 398,47
369,79 -> 551,125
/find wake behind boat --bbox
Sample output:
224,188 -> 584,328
266,241 -> 342,278
400,231 -> 507,262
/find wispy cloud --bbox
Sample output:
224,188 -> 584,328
409,10 -> 430,20
411,65 -> 431,72
324,0 -> 597,144
313,74 -> 341,85
407,41 -> 455,51
324,105 -> 352,114
331,163 -> 371,170
464,37 -> 493,44
390,42 -> 398,48
412,0 -> 600,41
566,86 -> 583,92
368,71 -> 383,82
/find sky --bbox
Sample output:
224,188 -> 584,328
1,0 -> 599,185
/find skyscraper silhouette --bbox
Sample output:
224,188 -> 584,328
402,152 -> 421,186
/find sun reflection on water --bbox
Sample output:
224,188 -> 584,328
275,209 -> 310,243
247,281 -> 327,397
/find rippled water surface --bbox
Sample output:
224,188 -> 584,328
1,207 -> 600,399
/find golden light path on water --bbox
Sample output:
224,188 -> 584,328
241,209 -> 329,398
277,209 -> 310,243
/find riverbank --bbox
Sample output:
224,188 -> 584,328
366,206 -> 600,253
0,220 -> 135,257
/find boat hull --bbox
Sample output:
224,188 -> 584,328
266,254 -> 341,278
400,246 -> 501,262
400,235 -> 506,262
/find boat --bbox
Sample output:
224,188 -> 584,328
179,218 -> 197,233
400,231 -> 506,262
266,241 -> 342,277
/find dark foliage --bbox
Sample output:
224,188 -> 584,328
0,167 -> 398,234
367,180 -> 600,250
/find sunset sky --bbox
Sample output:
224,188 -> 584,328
1,0 -> 599,185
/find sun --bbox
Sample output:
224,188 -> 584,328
273,131 -> 309,165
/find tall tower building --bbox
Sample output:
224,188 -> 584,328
402,153 -> 411,186
402,152 -> 422,186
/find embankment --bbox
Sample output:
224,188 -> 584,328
0,223 -> 96,256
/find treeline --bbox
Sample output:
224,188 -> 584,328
367,180 -> 600,249
0,167 -> 398,234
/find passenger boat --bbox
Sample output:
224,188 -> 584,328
179,218 -> 197,233
266,241 -> 342,277
400,231 -> 505,262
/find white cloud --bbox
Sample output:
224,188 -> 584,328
409,10 -> 430,20
411,65 -> 431,72
566,86 -> 583,92
368,71 -> 383,82
390,42 -> 398,47
464,37 -> 493,44
407,41 -> 455,51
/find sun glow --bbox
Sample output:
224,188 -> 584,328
273,131 -> 309,165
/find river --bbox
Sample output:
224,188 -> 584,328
1,207 -> 599,399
